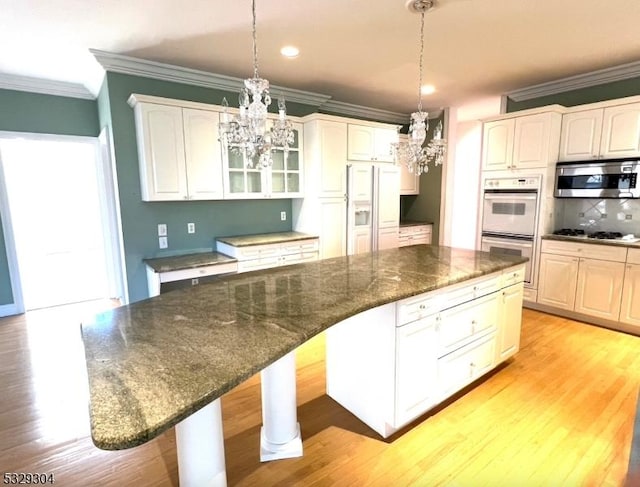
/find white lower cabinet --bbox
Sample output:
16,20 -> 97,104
620,250 -> 640,328
394,314 -> 438,427
574,258 -> 625,320
497,283 -> 524,361
326,264 -> 525,438
537,253 -> 579,310
537,239 -> 630,324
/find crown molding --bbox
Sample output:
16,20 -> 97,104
0,73 -> 94,99
320,100 -> 410,124
90,49 -> 332,107
507,60 -> 640,102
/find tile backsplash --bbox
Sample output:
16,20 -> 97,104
556,198 -> 640,236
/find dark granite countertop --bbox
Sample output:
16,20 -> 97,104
400,220 -> 434,228
81,246 -> 527,451
144,251 -> 237,273
216,231 -> 318,247
542,234 -> 640,249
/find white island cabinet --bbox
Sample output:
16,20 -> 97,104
326,264 -> 525,438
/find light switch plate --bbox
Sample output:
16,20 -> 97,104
158,224 -> 167,236
159,236 -> 168,249
280,211 -> 287,221
187,222 -> 195,234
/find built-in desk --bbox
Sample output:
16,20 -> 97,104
82,246 -> 526,486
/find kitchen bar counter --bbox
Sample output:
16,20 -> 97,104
216,231 -> 317,247
144,251 -> 237,273
82,246 -> 526,452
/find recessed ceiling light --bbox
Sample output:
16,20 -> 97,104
421,84 -> 436,95
280,46 -> 300,58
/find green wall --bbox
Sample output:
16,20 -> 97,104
102,72 -> 325,303
400,113 -> 445,244
0,217 -> 11,305
506,76 -> 640,112
0,89 -> 99,307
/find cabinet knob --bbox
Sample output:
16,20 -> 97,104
419,304 -> 426,310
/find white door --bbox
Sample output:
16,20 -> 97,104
375,166 -> 400,228
373,128 -> 397,163
601,103 -> 640,159
497,283 -> 523,361
319,198 -> 347,259
354,227 -> 372,255
620,263 -> 640,327
347,125 -> 375,161
558,109 -> 603,161
318,121 -> 347,198
537,253 -> 579,310
349,164 -> 372,202
512,113 -> 553,169
0,136 -> 112,310
182,108 -> 224,200
482,119 -> 514,171
574,258 -> 625,320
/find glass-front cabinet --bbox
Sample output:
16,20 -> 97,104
223,120 -> 303,199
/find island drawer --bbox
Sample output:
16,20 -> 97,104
501,265 -> 526,288
438,292 -> 498,356
438,332 -> 496,399
442,274 -> 500,309
281,239 -> 319,255
158,262 -> 239,283
397,291 -> 444,326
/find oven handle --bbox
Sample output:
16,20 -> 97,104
483,193 -> 537,200
482,236 -> 534,248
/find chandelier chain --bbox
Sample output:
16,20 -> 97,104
417,11 -> 424,114
252,0 -> 259,79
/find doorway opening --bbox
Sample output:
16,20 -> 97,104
0,133 -> 124,312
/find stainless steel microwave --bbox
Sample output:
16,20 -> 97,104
555,159 -> 640,198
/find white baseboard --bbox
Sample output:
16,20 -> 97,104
0,303 -> 19,318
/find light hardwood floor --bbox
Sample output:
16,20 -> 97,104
1,303 -> 639,486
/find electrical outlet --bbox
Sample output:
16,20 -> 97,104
187,222 -> 195,234
157,223 -> 167,236
280,211 -> 287,221
191,278 -> 199,286
159,236 -> 168,249
626,214 -> 633,220
578,212 -> 585,217
601,213 -> 608,219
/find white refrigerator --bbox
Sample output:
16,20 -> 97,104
346,164 -> 400,255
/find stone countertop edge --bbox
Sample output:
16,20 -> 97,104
144,251 -> 237,273
542,234 -> 640,249
216,231 -> 318,247
81,246 -> 527,451
399,220 -> 434,227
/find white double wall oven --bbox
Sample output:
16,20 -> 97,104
480,175 -> 542,287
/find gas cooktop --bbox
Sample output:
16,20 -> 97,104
551,228 -> 640,243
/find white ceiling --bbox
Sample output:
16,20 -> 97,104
2,0 -> 640,115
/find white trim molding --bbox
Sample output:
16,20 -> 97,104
90,49 -> 332,108
0,73 -> 94,99
0,303 -> 19,318
507,60 -> 640,102
321,99 -> 412,125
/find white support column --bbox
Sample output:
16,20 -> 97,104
260,350 -> 303,461
175,399 -> 227,487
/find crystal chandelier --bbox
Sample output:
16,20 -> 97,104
219,0 -> 294,168
392,0 -> 447,175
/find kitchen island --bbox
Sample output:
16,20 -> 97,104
81,245 -> 527,486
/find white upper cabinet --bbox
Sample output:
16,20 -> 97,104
559,101 -> 640,161
347,124 -> 397,163
183,108 -> 225,200
558,109 -> 603,161
131,98 -> 225,202
601,102 -> 640,158
222,121 -> 303,199
482,112 -> 561,171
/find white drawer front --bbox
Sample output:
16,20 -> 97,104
236,256 -> 280,273
159,262 -> 238,283
438,292 -> 498,355
281,251 -> 319,265
438,333 -> 496,398
627,248 -> 640,265
541,239 -> 627,262
501,265 -> 526,288
443,274 -> 500,309
281,239 -> 319,255
397,292 -> 443,326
